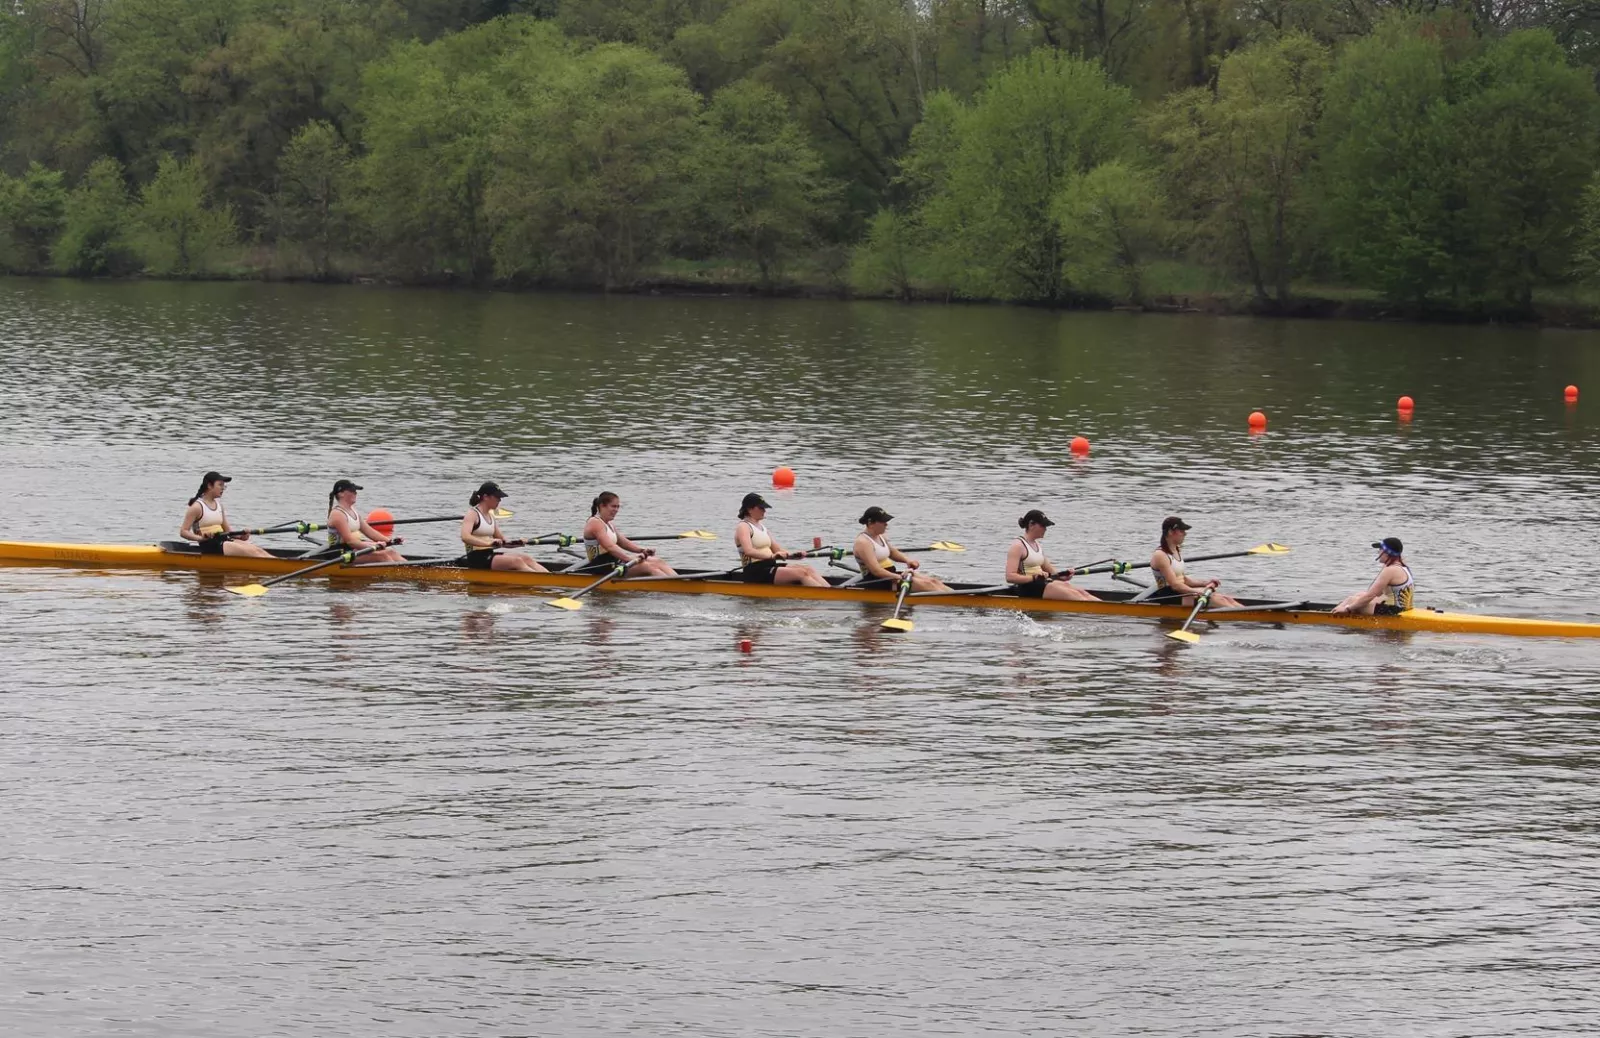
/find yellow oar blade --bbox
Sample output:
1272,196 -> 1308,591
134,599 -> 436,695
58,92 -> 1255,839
929,541 -> 966,552
1166,628 -> 1201,643
881,617 -> 915,632
1248,543 -> 1292,554
680,530 -> 718,540
546,597 -> 583,611
492,508 -> 514,518
225,583 -> 270,597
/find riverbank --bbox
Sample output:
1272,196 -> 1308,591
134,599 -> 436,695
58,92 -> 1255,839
15,260 -> 1600,330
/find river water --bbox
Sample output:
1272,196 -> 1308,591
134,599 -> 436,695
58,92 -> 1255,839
2,278 -> 1599,1037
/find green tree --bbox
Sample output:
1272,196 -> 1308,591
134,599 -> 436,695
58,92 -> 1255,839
1052,159 -> 1165,302
487,42 -> 703,287
850,206 -> 924,298
270,119 -> 357,278
130,153 -> 237,275
355,16 -> 539,281
52,156 -> 138,275
0,162 -> 68,272
902,50 -> 1138,301
690,80 -> 837,286
1151,32 -> 1328,304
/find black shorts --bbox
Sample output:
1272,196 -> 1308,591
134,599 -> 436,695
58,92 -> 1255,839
1143,587 -> 1188,605
1375,603 -> 1403,616
1012,579 -> 1048,599
585,551 -> 624,572
197,536 -> 225,556
855,575 -> 897,590
464,548 -> 497,570
741,559 -> 780,584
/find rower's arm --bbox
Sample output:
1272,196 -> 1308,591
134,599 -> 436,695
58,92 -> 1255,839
887,544 -> 918,569
601,524 -> 639,562
1153,552 -> 1204,595
1004,543 -> 1033,584
332,512 -> 368,547
462,514 -> 495,549
178,503 -> 204,542
1350,570 -> 1393,607
614,532 -> 648,559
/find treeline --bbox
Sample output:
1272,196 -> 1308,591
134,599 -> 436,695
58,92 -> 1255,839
4,1 -> 1600,312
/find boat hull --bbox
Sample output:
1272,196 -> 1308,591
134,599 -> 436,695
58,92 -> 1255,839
2,540 -> 1597,638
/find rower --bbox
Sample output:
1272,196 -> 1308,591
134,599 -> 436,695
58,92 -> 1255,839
852,505 -> 951,592
734,492 -> 828,587
1148,516 -> 1243,608
326,479 -> 406,563
1333,537 -> 1414,615
582,491 -> 675,577
178,471 -> 272,558
1004,509 -> 1100,601
459,481 -> 547,572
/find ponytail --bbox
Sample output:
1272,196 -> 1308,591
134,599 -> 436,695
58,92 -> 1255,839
1016,515 -> 1029,530
591,491 -> 617,516
328,490 -> 337,512
187,479 -> 209,507
469,490 -> 484,506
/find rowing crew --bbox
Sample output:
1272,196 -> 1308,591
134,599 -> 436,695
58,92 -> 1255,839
182,473 -> 1415,612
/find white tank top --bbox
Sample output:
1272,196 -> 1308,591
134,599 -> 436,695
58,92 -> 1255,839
740,519 -> 772,563
465,506 -> 501,549
1385,564 -> 1416,609
1155,548 -> 1185,589
1017,536 -> 1045,576
586,518 -> 618,561
329,504 -> 364,547
869,533 -> 891,564
193,497 -> 225,536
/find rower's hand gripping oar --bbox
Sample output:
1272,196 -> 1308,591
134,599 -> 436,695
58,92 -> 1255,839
225,543 -> 389,597
1166,587 -> 1215,644
881,568 -> 917,632
547,561 -> 628,611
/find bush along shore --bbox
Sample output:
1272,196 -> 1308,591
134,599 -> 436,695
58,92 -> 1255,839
8,3 -> 1600,326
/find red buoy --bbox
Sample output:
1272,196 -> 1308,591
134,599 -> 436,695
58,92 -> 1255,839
1248,411 -> 1267,430
1566,385 -> 1579,402
772,466 -> 796,487
1397,395 -> 1415,411
1070,436 -> 1091,456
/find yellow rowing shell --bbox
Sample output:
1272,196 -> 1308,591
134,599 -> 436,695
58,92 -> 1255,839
2,540 -> 1597,639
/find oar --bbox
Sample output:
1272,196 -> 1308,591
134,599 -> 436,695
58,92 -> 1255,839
899,541 -> 966,553
1166,588 -> 1215,643
225,543 -> 386,597
880,569 -> 917,632
619,530 -> 717,542
547,561 -> 628,610
380,509 -> 514,528
1074,543 -> 1291,576
219,520 -> 313,540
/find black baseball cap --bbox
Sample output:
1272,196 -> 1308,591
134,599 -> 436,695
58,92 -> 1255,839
476,481 -> 508,499
859,506 -> 894,525
740,492 -> 773,515
1019,509 -> 1055,529
331,479 -> 363,495
202,471 -> 232,485
1162,516 -> 1192,532
1373,536 -> 1404,557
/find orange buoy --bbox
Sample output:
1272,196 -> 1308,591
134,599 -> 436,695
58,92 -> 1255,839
1566,385 -> 1579,402
1397,395 -> 1415,411
1248,410 -> 1267,430
1070,436 -> 1091,456
772,465 -> 795,487
367,508 -> 395,536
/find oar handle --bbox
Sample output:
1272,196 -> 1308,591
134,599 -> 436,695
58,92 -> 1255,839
224,521 -> 326,540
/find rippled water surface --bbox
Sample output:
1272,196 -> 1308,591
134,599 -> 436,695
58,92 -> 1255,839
3,279 -> 1600,1037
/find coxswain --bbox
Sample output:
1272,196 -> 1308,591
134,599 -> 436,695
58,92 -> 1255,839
326,479 -> 406,563
852,505 -> 951,592
178,471 -> 272,558
1332,537 -> 1415,615
733,493 -> 828,587
1147,516 -> 1243,608
582,491 -> 675,577
1003,509 -> 1100,601
459,481 -> 547,572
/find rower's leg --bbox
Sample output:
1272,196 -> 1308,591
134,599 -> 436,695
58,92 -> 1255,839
222,540 -> 275,559
492,553 -> 548,573
912,573 -> 951,594
1045,581 -> 1100,602
775,564 -> 828,587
